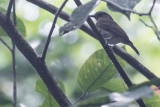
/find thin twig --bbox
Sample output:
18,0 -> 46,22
73,92 -> 87,105
7,0 -> 14,19
41,0 -> 68,61
12,41 -> 16,107
148,0 -> 157,14
74,64 -> 111,105
0,37 -> 12,52
140,19 -> 154,29
12,0 -> 17,107
149,15 -> 160,40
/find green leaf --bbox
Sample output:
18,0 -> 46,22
16,17 -> 26,37
35,78 -> 65,107
0,92 -> 12,106
0,0 -> 7,3
102,78 -> 127,92
0,8 -> 26,37
77,49 -> 125,92
76,90 -> 110,107
144,93 -> 160,107
104,0 -> 141,20
59,0 -> 100,36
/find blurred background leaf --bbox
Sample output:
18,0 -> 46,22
0,8 -> 26,37
104,0 -> 141,20
35,78 -> 65,107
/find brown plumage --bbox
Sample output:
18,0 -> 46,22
90,11 -> 139,55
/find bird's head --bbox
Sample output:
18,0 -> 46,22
90,11 -> 113,20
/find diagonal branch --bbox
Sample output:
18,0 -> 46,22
112,46 -> 158,80
140,19 -> 154,29
149,15 -> 160,40
41,0 -> 68,61
0,11 -> 72,107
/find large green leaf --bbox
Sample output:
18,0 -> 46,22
102,78 -> 127,93
59,0 -> 100,36
0,8 -> 26,37
77,49 -> 125,92
35,78 -> 65,107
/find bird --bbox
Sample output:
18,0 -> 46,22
90,11 -> 139,55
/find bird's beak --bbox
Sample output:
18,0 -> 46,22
89,15 -> 95,18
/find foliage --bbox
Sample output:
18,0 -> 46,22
35,78 -> 65,107
0,8 -> 26,37
0,0 -> 160,107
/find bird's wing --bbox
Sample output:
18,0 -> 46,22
96,21 -> 130,42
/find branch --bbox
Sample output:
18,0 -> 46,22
140,19 -> 154,29
148,0 -> 156,14
7,0 -> 14,19
12,0 -> 17,107
12,41 -> 16,107
41,0 -> 68,61
25,0 -> 158,80
0,37 -> 12,51
0,11 -> 72,107
73,0 -> 145,106
149,15 -> 160,40
112,46 -> 158,80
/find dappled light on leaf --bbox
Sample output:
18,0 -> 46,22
77,49 -> 125,92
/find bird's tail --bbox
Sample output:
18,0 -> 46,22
129,43 -> 140,56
